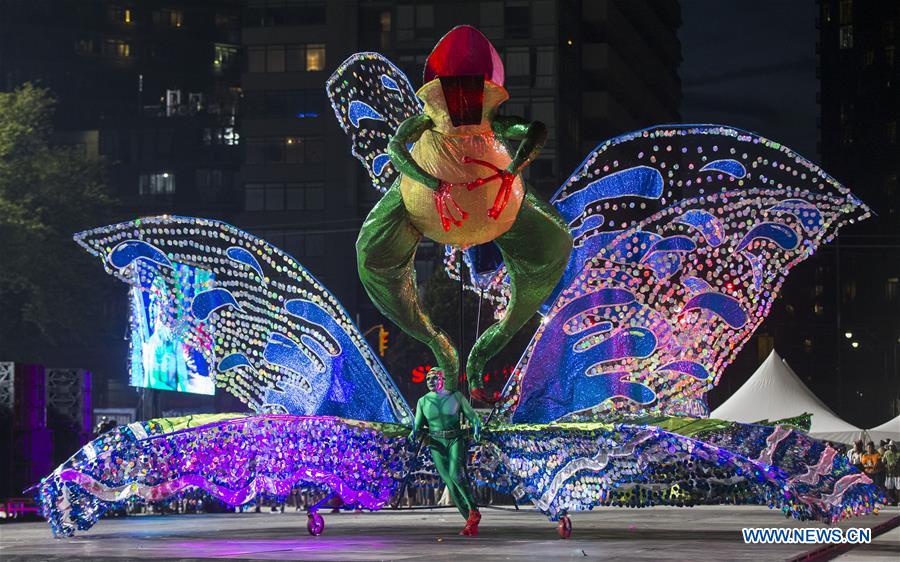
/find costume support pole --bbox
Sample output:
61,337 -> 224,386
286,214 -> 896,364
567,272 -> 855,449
459,271 -> 466,396
475,288 -> 484,340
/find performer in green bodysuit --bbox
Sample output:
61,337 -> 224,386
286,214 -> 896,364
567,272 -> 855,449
355,26 -> 573,404
409,367 -> 483,535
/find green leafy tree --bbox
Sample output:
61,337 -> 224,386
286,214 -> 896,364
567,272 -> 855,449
0,84 -> 117,361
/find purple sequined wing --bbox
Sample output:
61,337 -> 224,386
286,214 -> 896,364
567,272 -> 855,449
39,415 -> 409,537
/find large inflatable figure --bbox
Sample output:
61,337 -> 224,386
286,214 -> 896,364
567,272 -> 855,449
36,26 -> 883,539
354,26 -> 571,403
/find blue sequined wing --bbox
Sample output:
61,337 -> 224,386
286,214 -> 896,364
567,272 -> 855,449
326,52 -> 423,193
75,216 -> 413,425
498,125 -> 870,423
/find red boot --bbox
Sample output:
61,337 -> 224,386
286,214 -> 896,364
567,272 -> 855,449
459,509 -> 481,536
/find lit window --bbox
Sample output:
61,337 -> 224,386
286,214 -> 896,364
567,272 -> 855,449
839,25 -> 853,49
214,44 -> 238,68
138,173 -> 175,196
306,44 -> 326,71
887,277 -> 899,302
203,127 -> 239,146
107,6 -> 131,24
103,39 -> 131,58
153,9 -> 183,28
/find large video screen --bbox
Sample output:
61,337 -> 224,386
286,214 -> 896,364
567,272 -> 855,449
128,261 -> 216,395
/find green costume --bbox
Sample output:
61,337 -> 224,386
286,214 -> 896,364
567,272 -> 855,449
409,368 -> 482,528
355,76 -> 572,398
355,26 -> 572,531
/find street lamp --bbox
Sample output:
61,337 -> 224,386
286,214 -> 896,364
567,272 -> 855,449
844,331 -> 853,339
851,341 -> 860,349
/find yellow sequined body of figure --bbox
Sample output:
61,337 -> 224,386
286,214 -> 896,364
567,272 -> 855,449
399,81 -> 524,247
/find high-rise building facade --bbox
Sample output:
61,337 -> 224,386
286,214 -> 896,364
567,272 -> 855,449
2,0 -> 682,412
239,0 -> 682,327
1,1 -> 244,217
761,0 -> 899,425
0,0 -> 244,415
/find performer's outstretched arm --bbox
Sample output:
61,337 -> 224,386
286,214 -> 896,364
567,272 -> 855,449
491,115 -> 547,175
409,397 -> 426,439
388,114 -> 440,189
457,391 -> 482,441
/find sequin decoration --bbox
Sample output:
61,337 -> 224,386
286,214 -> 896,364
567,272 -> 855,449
496,124 -> 870,423
74,216 -> 412,425
38,414 -> 883,537
326,52 -> 423,193
39,415 -> 410,537
473,419 -> 883,523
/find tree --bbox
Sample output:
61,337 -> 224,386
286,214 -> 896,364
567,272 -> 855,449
0,84 -> 117,361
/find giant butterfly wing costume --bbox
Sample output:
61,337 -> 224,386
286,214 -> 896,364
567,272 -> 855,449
38,44 -> 882,537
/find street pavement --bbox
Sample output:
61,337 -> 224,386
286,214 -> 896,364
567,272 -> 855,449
0,504 -> 897,561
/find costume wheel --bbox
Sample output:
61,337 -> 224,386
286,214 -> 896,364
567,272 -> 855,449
307,512 -> 325,536
557,515 -> 572,539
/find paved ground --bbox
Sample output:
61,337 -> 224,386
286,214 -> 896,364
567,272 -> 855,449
0,505 -> 897,561
833,523 -> 900,561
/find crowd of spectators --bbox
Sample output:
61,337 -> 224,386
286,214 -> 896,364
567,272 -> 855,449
848,438 -> 898,505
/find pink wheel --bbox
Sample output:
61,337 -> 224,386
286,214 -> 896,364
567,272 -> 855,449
557,514 -> 572,539
307,512 -> 325,536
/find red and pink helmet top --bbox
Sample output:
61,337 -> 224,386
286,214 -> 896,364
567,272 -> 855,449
423,25 -> 505,86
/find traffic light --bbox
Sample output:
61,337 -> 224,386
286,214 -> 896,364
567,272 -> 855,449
378,326 -> 389,357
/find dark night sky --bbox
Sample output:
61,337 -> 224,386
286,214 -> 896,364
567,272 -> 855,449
680,0 -> 819,160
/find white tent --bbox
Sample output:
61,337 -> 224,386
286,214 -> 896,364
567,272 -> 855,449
710,350 -> 865,444
866,415 -> 900,444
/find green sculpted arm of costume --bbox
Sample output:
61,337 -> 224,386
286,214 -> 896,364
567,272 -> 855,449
491,115 -> 547,175
387,114 -> 441,189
